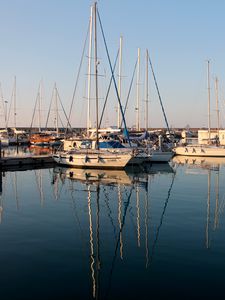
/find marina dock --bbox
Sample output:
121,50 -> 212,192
0,154 -> 55,170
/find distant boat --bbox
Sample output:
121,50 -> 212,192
174,60 -> 225,157
29,132 -> 55,146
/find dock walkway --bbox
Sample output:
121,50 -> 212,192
0,155 -> 55,169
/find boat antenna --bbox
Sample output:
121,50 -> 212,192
148,53 -> 170,134
97,7 -> 131,146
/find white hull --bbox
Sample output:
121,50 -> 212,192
53,149 -> 132,169
174,145 -> 225,157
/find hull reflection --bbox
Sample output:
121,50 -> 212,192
53,166 -> 133,186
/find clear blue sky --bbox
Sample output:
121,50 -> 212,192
0,0 -> 225,129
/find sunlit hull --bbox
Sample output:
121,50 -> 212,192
174,145 -> 225,157
53,149 -> 132,169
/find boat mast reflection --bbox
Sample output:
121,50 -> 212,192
173,155 -> 225,249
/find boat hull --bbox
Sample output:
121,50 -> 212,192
53,150 -> 132,169
174,145 -> 225,157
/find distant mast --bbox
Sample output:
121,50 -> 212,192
38,82 -> 42,132
87,5 -> 93,133
215,77 -> 219,133
207,60 -> 211,142
136,47 -> 140,131
13,76 -> 17,128
145,49 -> 149,131
54,83 -> 59,136
117,35 -> 123,129
94,2 -> 99,149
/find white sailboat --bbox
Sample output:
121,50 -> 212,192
53,2 -> 133,169
174,60 -> 225,157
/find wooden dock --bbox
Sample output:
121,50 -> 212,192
0,155 -> 55,170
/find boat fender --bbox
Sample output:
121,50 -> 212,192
69,155 -> 73,162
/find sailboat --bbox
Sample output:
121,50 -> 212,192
174,60 -> 225,157
53,2 -> 133,169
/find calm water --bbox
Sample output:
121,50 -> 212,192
1,156 -> 225,299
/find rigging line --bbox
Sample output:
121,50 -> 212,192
148,54 -> 170,133
58,114 -> 65,131
128,206 -> 138,235
102,186 -> 117,241
97,9 -> 131,146
120,59 -> 138,128
69,190 -> 87,263
30,83 -> 40,131
99,49 -> 119,128
45,84 -> 55,129
105,185 -> 134,300
6,80 -> 15,128
149,171 -> 176,264
55,86 -> 72,129
66,20 -> 90,134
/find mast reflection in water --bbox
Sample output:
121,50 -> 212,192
0,160 -> 225,299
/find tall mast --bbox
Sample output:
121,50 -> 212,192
94,2 -> 99,149
87,5 -> 93,133
117,36 -> 123,129
13,76 -> 16,128
0,84 -> 8,130
207,60 -> 211,142
215,77 -> 219,133
136,48 -> 140,131
54,83 -> 59,136
38,81 -> 42,132
145,49 -> 149,131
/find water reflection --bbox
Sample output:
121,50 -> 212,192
1,145 -> 54,157
1,160 -> 225,298
173,155 -> 225,249
51,164 -> 176,299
